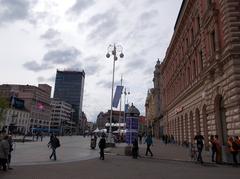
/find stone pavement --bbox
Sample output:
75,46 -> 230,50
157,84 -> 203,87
1,136 -> 240,179
1,154 -> 240,179
109,138 -> 212,163
10,136 -> 99,166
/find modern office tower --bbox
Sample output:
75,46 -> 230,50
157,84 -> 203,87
53,70 -> 85,127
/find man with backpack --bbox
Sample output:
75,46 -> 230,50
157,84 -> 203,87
48,134 -> 60,161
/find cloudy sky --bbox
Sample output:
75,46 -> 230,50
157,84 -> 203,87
0,0 -> 182,122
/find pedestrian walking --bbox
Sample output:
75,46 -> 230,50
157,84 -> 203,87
98,134 -> 106,160
48,134 -> 60,161
214,135 -> 222,163
7,135 -> 13,170
235,136 -> 240,153
145,135 -> 153,157
40,132 -> 43,142
138,133 -> 142,144
209,135 -> 217,162
190,143 -> 197,161
194,132 -> 204,164
165,135 -> 169,145
0,134 -> 10,171
132,138 -> 139,159
227,136 -> 238,166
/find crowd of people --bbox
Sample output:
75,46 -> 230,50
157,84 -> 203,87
193,134 -> 240,166
1,130 -> 240,171
162,132 -> 240,166
0,132 -> 61,172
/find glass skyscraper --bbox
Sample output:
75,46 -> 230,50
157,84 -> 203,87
53,70 -> 85,123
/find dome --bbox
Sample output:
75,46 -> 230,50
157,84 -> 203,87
127,103 -> 140,116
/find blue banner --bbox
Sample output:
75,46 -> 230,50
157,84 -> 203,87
112,85 -> 123,108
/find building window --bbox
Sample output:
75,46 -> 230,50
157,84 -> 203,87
210,31 -> 216,53
199,51 -> 203,71
193,60 -> 196,79
197,16 -> 200,31
191,28 -> 194,43
187,66 -> 190,84
208,0 -> 212,8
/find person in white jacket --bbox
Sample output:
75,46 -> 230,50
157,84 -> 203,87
0,134 -> 10,171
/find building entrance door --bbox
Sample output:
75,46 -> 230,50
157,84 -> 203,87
215,95 -> 227,145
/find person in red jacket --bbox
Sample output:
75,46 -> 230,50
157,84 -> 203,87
227,136 -> 238,166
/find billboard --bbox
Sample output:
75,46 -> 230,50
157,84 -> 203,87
10,96 -> 25,109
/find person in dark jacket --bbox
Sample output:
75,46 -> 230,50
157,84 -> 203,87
0,135 -> 10,171
48,134 -> 60,161
194,132 -> 204,164
7,135 -> 13,170
98,134 -> 106,160
132,138 -> 139,159
145,135 -> 153,156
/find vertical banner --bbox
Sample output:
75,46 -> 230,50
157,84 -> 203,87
112,85 -> 123,108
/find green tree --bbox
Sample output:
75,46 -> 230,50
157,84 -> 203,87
0,96 -> 9,123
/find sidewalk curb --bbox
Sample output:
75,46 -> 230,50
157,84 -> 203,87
106,149 -> 235,168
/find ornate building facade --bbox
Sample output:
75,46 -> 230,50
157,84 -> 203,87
160,0 -> 240,155
145,59 -> 164,138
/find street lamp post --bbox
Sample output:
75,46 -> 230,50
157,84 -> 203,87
106,44 -> 124,144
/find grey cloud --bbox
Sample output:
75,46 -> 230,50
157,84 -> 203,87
67,0 -> 95,16
23,61 -> 52,72
97,80 -> 112,89
144,66 -> 154,75
87,10 -> 118,41
118,0 -> 133,8
125,58 -> 146,71
86,11 -> 112,26
23,47 -> 81,72
136,10 -> 158,30
124,10 -> 158,41
29,11 -> 59,26
37,75 -> 55,83
47,76 -> 56,82
140,10 -> 158,21
37,76 -> 45,82
83,56 -> 101,75
144,0 -> 167,5
85,63 -> 101,76
41,28 -> 60,40
0,0 -> 31,23
43,47 -> 81,64
68,61 -> 83,71
45,39 -> 63,48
